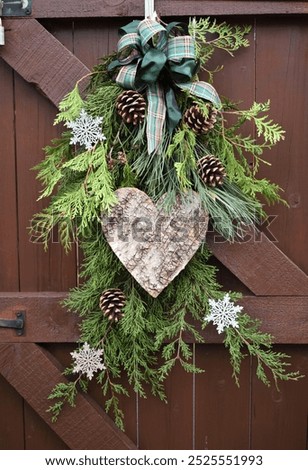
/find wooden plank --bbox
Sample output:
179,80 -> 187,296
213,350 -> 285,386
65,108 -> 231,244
0,293 -> 307,343
0,19 -> 90,107
0,343 -> 136,450
24,403 -> 68,450
73,18 -> 110,69
31,1 -> 308,18
195,345 -> 250,449
249,19 -> 308,450
0,59 -> 19,290
208,229 -> 308,296
13,22 -> 78,291
0,292 -> 79,343
251,346 -> 308,449
139,361 -> 194,449
14,72 -> 78,292
255,17 -> 308,275
0,376 -> 24,450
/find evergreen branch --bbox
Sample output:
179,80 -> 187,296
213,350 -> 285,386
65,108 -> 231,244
155,249 -> 222,378
54,84 -> 84,124
224,314 -> 304,388
223,100 -> 285,146
167,126 -> 196,190
30,145 -> 117,251
189,17 -> 251,70
97,367 -> 128,432
34,134 -> 71,200
206,115 -> 286,205
47,375 -> 83,422
85,84 -> 122,141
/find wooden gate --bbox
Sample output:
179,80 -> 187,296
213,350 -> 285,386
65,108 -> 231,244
0,1 -> 307,450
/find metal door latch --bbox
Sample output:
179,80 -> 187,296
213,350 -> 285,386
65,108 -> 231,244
0,311 -> 25,336
1,0 -> 32,17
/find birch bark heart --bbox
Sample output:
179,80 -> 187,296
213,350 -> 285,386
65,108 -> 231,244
101,188 -> 209,297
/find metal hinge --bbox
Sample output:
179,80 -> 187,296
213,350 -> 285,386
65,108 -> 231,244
0,0 -> 32,17
0,311 -> 25,336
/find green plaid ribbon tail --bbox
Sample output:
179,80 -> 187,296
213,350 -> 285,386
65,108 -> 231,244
146,83 -> 166,155
178,81 -> 221,108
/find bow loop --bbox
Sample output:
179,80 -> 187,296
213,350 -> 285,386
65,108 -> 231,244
138,19 -> 167,52
117,33 -> 141,65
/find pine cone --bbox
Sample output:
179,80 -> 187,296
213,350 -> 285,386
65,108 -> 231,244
99,289 -> 126,323
183,104 -> 218,134
197,155 -> 226,188
116,90 -> 146,126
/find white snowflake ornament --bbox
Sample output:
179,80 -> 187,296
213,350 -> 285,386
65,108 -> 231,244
205,293 -> 243,334
66,109 -> 106,151
71,342 -> 106,380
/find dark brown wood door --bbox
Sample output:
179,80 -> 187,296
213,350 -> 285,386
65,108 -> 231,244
0,1 -> 308,450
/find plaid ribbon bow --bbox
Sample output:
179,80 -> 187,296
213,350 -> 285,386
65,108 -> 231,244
109,18 -> 221,154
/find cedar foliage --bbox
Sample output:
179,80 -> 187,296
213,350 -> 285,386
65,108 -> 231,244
30,18 -> 302,430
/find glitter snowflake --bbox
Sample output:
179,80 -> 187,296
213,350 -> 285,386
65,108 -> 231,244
205,293 -> 243,334
66,109 -> 106,151
71,342 -> 106,380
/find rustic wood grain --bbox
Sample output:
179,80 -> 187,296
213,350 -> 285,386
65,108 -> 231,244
12,22 -> 78,292
0,376 -> 24,449
0,19 -> 90,107
139,361 -> 194,449
0,293 -> 307,343
0,60 -> 19,291
102,188 -> 209,297
251,346 -> 308,449
14,75 -> 78,291
73,18 -> 110,70
0,343 -> 136,450
0,292 -> 79,342
24,403 -> 68,450
195,345 -> 250,449
208,228 -> 308,296
255,17 -> 308,275
31,1 -> 308,18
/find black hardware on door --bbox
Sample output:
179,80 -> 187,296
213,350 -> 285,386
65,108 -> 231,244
1,1 -> 32,17
0,311 -> 25,336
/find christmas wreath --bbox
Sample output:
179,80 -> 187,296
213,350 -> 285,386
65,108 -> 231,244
30,15 -> 302,430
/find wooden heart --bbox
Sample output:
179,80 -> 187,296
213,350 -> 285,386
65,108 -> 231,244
101,188 -> 209,297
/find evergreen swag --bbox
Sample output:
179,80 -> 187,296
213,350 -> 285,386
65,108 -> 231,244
30,17 -> 302,430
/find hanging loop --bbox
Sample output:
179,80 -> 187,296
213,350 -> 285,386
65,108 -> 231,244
144,0 -> 157,20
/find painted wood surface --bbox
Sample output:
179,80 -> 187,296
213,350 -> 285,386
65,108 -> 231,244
0,293 -> 308,343
30,1 -> 308,18
0,19 -> 90,107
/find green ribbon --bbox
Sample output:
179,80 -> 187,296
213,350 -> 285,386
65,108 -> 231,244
109,18 -> 221,154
